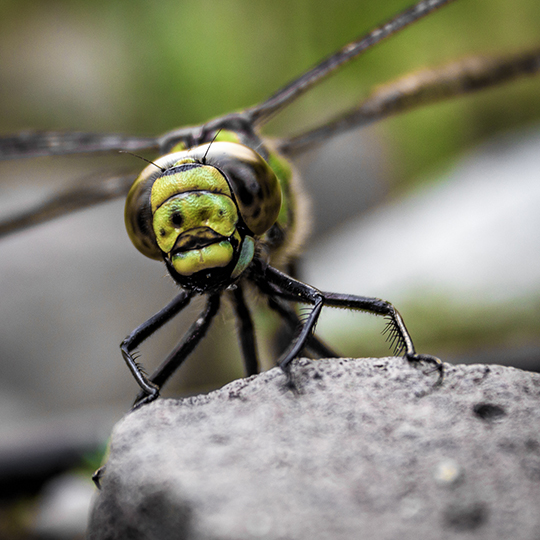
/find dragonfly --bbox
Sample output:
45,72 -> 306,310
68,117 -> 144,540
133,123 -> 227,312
1,0 -> 539,407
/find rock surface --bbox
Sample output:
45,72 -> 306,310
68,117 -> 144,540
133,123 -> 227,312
88,357 -> 540,539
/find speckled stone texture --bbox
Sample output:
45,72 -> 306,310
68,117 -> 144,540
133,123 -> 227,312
88,358 -> 540,540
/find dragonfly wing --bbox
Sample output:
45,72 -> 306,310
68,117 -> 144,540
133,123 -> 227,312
0,171 -> 135,238
0,131 -> 159,160
280,46 -> 540,156
247,0 -> 457,127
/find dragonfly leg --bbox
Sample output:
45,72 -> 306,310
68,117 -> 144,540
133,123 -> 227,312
321,291 -> 443,385
266,295 -> 339,359
132,293 -> 221,408
253,260 -> 443,385
229,285 -> 260,377
121,290 -> 194,405
259,265 -> 324,374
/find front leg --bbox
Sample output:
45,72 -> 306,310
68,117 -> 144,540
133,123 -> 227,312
132,294 -> 221,408
256,265 -> 325,373
121,290 -> 194,406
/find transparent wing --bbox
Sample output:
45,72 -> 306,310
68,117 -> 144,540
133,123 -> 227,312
2,0 -> 538,240
244,0 -> 457,127
0,171 -> 136,238
279,46 -> 540,155
0,131 -> 160,160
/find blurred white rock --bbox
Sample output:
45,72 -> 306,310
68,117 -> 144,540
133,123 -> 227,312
304,127 -> 540,362
306,127 -> 540,302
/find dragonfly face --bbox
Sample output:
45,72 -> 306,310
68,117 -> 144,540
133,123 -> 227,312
125,139 -> 284,292
1,0 -> 539,409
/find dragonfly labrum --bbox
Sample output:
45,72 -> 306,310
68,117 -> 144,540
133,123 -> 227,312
1,0 -> 539,407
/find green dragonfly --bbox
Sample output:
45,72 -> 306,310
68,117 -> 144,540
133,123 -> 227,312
1,0 -> 539,407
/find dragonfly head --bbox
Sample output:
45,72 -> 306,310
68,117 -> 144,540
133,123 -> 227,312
125,141 -> 282,291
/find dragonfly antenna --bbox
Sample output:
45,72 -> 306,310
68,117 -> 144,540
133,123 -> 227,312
201,129 -> 222,164
119,150 -> 165,172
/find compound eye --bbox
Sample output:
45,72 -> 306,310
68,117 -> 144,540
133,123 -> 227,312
192,142 -> 282,236
124,170 -> 162,260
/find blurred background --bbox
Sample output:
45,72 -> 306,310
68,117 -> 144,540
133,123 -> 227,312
0,0 -> 540,537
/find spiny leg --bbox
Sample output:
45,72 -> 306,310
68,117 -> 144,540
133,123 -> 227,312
266,295 -> 339,359
121,290 -> 195,403
133,293 -> 221,408
320,291 -> 443,384
254,264 -> 324,376
254,266 -> 337,358
229,285 -> 260,377
252,259 -> 442,384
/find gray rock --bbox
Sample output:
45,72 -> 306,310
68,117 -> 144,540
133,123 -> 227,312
88,358 -> 540,540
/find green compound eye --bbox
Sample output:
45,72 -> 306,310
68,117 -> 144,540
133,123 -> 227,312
185,142 -> 282,236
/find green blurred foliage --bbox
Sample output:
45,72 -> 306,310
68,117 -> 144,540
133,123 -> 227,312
1,0 -> 539,186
